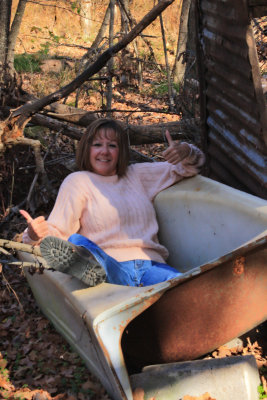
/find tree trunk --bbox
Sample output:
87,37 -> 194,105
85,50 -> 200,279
81,3 -> 111,66
6,0 -> 28,71
158,0 -> 174,108
0,0 -> 12,92
119,0 -> 129,33
79,0 -> 92,37
0,0 -> 11,67
118,0 -> 161,72
172,0 -> 192,85
106,0 -> 115,113
0,0 -> 27,106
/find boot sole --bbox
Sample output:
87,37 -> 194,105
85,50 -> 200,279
40,236 -> 106,287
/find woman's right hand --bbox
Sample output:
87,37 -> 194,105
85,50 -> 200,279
20,210 -> 49,242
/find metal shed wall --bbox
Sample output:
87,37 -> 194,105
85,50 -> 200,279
198,0 -> 267,198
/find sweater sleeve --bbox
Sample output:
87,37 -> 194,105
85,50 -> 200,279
22,172 -> 88,244
132,143 -> 205,201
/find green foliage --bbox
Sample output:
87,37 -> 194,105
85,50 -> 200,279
14,395 -> 27,400
48,30 -> 61,43
66,101 -> 76,107
70,1 -> 81,14
0,358 -> 11,399
0,358 -> 9,379
29,26 -> 64,57
14,53 -> 41,73
24,126 -> 47,144
39,42 -> 51,56
258,384 -> 267,399
61,363 -> 94,396
152,80 -> 180,96
30,26 -> 42,34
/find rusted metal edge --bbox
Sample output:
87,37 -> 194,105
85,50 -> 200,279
121,232 -> 267,367
165,233 -> 267,290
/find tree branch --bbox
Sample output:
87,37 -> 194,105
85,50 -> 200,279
0,239 -> 41,256
11,0 -> 175,125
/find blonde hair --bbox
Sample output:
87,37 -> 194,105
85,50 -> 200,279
76,118 -> 130,176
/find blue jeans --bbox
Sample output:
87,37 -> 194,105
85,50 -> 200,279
68,234 -> 182,287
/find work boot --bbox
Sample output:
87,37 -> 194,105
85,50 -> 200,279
40,236 -> 106,287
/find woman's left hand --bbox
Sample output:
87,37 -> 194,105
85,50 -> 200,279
162,130 -> 191,165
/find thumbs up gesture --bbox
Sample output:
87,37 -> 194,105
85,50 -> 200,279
20,210 -> 49,242
162,130 -> 191,165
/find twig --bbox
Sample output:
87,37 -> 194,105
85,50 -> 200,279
18,154 -> 74,170
26,172 -> 39,208
1,267 -> 24,312
8,161 -> 15,210
1,260 -> 43,268
27,0 -> 101,23
25,129 -> 60,208
0,198 -> 26,227
0,239 -> 41,257
0,246 -> 12,256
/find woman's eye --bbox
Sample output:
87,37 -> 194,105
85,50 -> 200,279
109,144 -> 118,148
92,143 -> 101,147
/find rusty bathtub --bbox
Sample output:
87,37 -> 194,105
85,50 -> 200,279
20,175 -> 267,400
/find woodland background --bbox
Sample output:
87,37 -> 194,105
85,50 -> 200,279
0,1 -> 266,399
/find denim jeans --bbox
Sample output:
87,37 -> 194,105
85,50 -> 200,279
68,233 -> 182,287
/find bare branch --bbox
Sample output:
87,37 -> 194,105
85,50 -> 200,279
0,239 -> 41,256
11,0 -> 175,125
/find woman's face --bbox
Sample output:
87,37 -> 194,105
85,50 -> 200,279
89,128 -> 119,176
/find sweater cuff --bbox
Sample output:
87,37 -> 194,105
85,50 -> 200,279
22,228 -> 41,245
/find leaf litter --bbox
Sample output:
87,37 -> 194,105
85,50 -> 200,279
1,260 -> 266,400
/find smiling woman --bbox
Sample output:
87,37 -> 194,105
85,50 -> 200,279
89,130 -> 119,176
21,118 -> 205,288
76,119 -> 130,177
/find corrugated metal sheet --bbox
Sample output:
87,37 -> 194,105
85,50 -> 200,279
198,0 -> 267,198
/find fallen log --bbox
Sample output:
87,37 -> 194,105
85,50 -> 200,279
31,112 -> 199,144
44,103 -> 98,125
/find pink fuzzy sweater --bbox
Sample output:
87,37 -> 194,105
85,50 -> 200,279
23,146 -> 204,263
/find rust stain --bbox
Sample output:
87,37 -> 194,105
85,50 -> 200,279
117,293 -> 163,336
122,242 -> 267,368
233,256 -> 245,275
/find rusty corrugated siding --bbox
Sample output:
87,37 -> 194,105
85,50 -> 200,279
198,0 -> 267,198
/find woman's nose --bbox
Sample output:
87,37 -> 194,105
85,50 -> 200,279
100,144 -> 109,154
